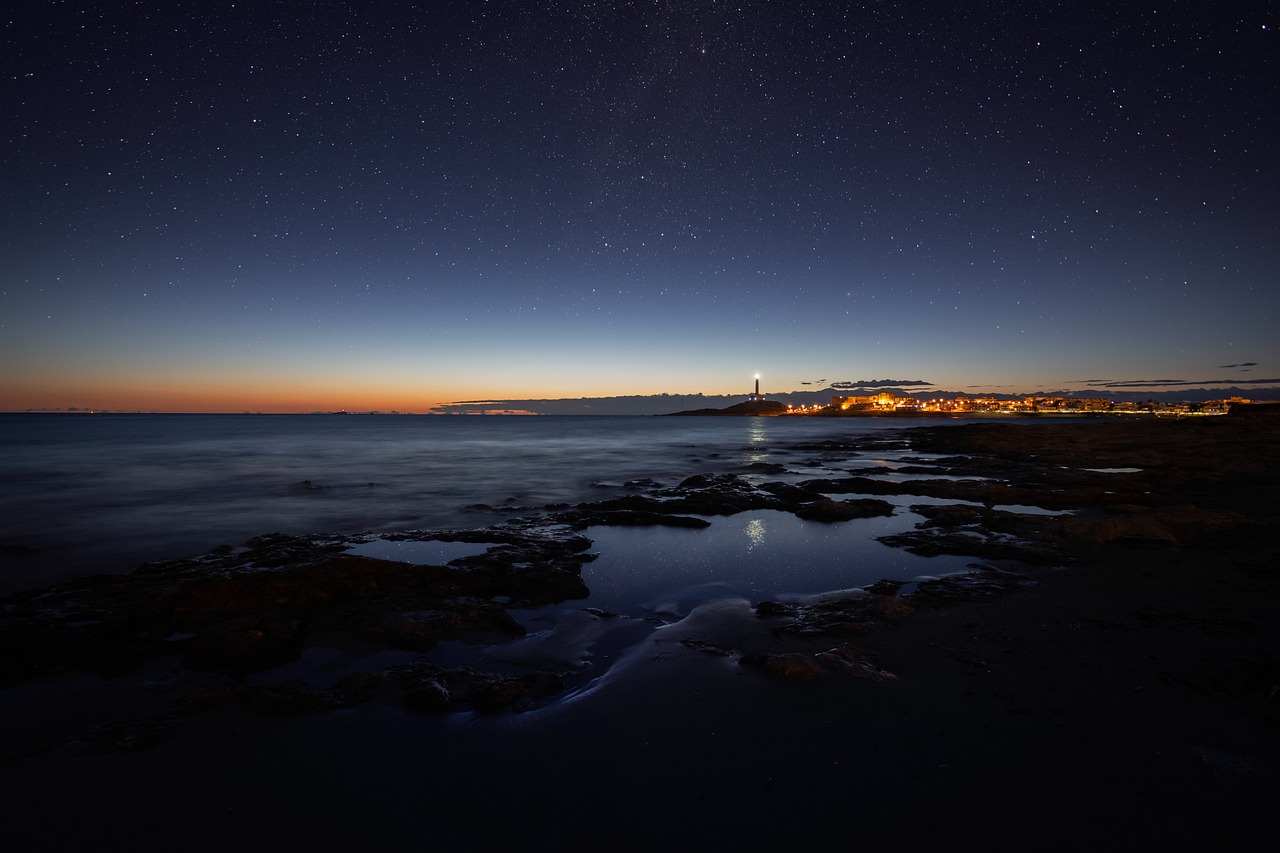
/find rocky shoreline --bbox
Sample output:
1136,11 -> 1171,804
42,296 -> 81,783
5,412 -> 1275,721
2,411 -> 1278,847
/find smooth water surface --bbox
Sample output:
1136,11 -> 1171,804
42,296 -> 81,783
582,509 -> 977,616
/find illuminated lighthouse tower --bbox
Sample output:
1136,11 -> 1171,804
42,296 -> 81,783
752,373 -> 764,402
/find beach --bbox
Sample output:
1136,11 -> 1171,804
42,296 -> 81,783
2,412 -> 1278,850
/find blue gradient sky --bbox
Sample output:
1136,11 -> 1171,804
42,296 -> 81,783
3,2 -> 1277,412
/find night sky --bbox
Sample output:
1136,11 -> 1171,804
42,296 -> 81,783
4,2 -> 1277,412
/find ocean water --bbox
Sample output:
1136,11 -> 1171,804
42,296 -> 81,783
0,413 -> 983,600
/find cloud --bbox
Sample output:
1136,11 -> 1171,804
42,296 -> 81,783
1217,362 -> 1259,369
829,379 -> 933,389
1086,378 -> 1280,388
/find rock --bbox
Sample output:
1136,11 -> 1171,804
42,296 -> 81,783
741,644 -> 895,681
743,652 -> 829,680
665,400 -> 788,416
814,643 -> 898,680
623,478 -> 664,489
0,523 -> 599,685
870,595 -> 915,620
180,615 -> 304,671
755,600 -> 795,618
908,568 -> 1037,604
758,482 -> 827,505
401,676 -> 452,711
755,589 -> 912,636
739,462 -> 788,474
373,600 -> 525,649
794,498 -> 894,522
681,638 -> 734,656
877,530 -> 1061,564
412,668 -> 564,713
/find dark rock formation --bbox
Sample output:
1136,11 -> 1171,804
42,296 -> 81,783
800,417 -> 1273,568
756,579 -> 917,636
666,400 -> 789,416
908,566 -> 1039,604
741,643 -> 897,681
794,498 -> 894,522
0,527 -> 594,687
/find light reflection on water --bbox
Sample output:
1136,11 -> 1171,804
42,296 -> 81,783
746,419 -> 769,464
0,413 -> 1016,596
581,509 -> 976,617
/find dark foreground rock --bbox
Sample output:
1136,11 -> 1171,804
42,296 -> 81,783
790,415 -> 1276,567
0,526 -> 595,689
793,497 -> 894,522
740,642 -> 898,681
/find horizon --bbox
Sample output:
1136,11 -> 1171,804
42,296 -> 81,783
3,6 -> 1276,414
5,376 -> 1280,415
7,378 -> 1277,417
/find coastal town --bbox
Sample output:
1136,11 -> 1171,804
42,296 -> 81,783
674,377 -> 1260,418
777,391 -> 1256,416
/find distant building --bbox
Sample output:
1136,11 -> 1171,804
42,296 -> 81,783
832,392 -> 902,410
832,394 -> 877,410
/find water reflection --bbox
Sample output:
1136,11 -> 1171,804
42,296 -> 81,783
583,509 -> 978,615
746,418 -> 769,464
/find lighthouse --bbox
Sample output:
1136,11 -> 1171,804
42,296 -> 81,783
753,374 -> 763,402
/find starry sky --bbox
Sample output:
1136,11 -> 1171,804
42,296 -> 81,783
3,1 -> 1277,413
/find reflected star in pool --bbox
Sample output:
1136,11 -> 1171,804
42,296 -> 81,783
745,517 -> 765,552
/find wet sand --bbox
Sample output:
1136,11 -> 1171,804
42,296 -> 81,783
3,413 -> 1278,850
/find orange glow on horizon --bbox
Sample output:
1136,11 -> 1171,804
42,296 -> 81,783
0,376 -> 456,414
1,363 -> 1137,414
0,375 -> 744,414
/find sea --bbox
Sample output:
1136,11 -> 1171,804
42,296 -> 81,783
0,413 -> 1011,609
